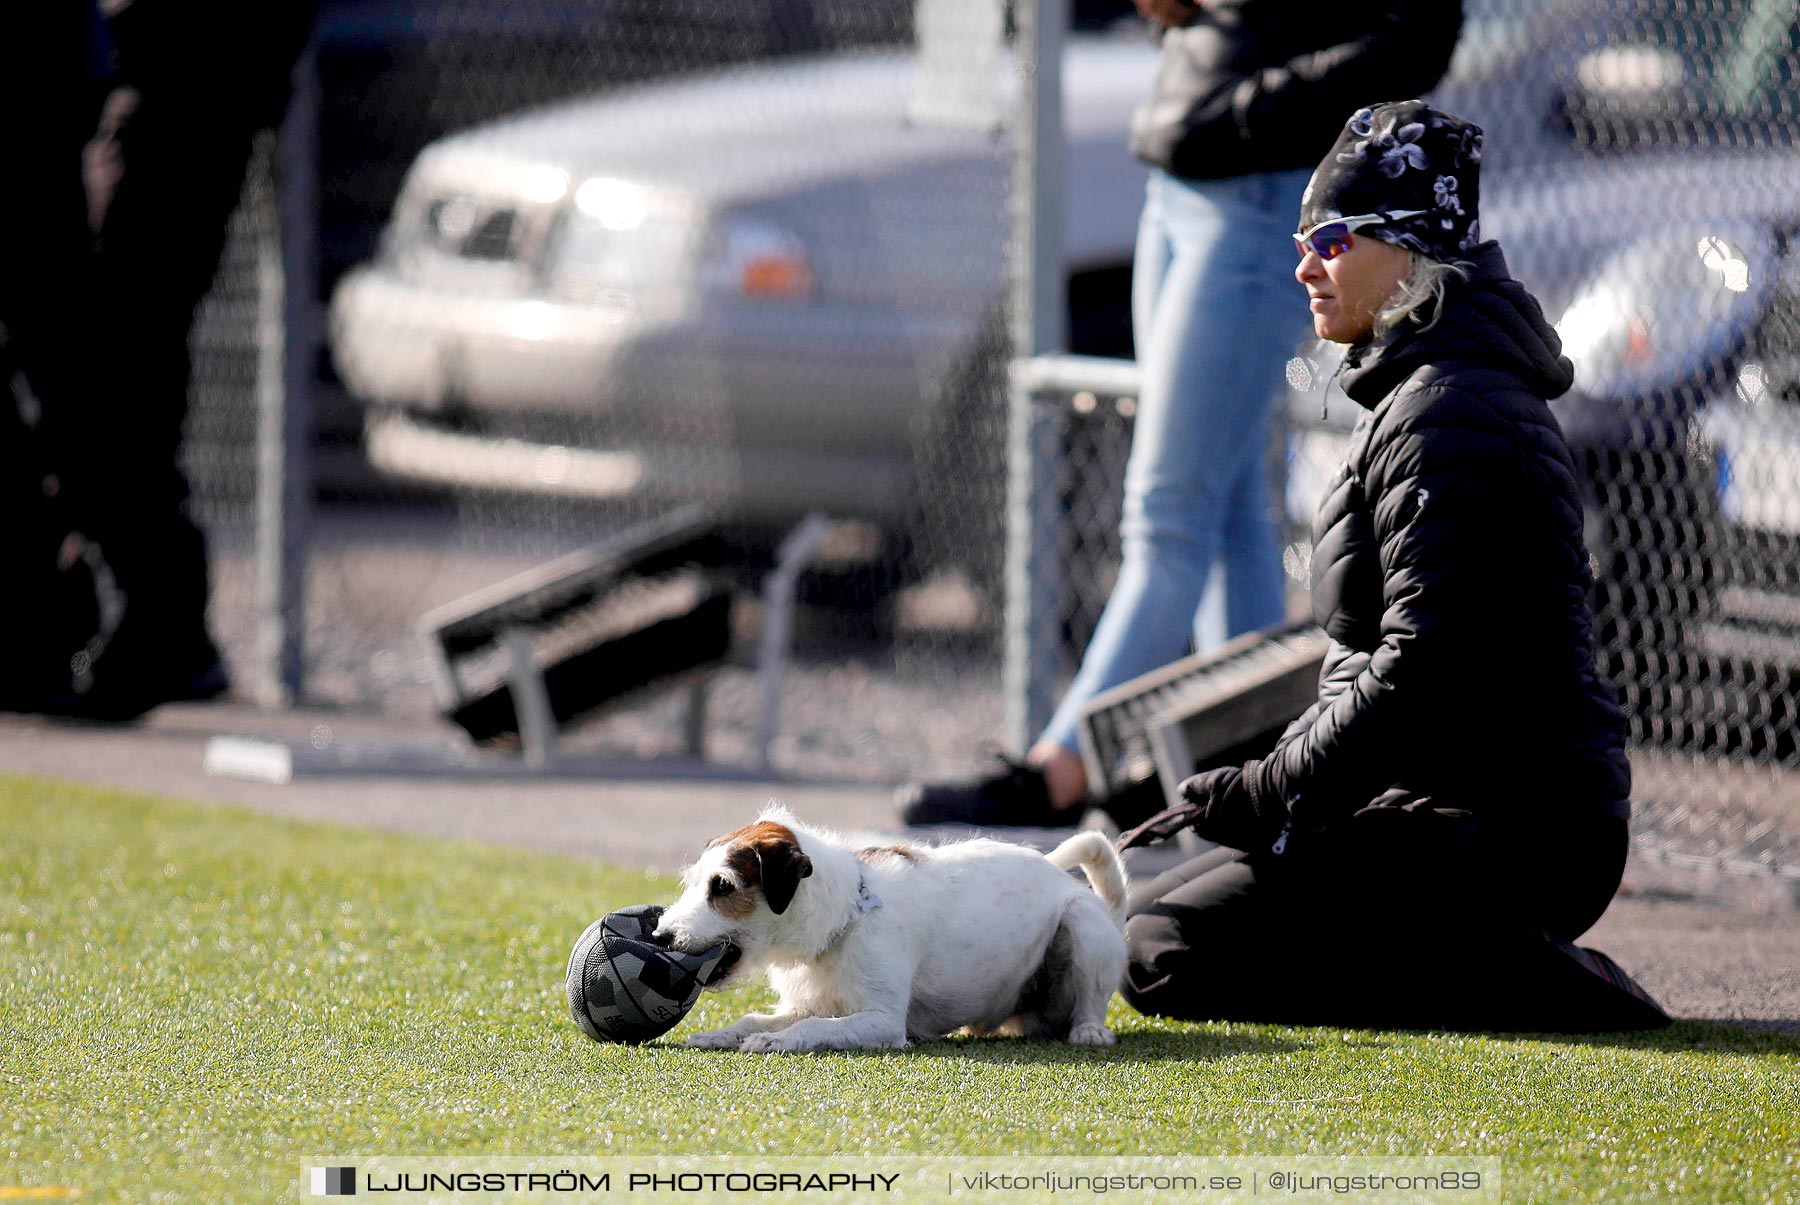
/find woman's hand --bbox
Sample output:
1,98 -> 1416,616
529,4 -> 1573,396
1135,0 -> 1202,28
1114,763 -> 1288,854
1114,797 -> 1206,851
1115,765 -> 1254,851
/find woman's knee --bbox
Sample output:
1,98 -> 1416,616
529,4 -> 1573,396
1118,857 -> 1295,1020
1120,908 -> 1205,1018
1117,500 -> 1225,585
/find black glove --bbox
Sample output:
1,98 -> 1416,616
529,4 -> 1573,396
1113,763 -> 1289,854
1112,798 -> 1204,852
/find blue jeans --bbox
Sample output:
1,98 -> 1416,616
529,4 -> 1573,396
1039,166 -> 1313,755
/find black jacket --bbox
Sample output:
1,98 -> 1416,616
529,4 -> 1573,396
1162,245 -> 1632,855
1130,0 -> 1463,180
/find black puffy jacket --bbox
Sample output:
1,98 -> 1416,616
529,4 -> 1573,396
1130,0 -> 1463,181
1238,244 -> 1633,847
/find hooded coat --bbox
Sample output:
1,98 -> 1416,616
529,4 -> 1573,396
1168,243 -> 1632,854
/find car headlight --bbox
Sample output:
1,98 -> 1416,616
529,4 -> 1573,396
1555,221 -> 1774,399
551,178 -> 699,304
700,216 -> 815,301
574,176 -> 648,230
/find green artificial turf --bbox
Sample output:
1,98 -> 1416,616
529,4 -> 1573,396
3,775 -> 1797,1203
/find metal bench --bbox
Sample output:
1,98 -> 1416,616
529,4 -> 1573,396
203,505 -> 837,783
419,504 -> 736,763
1077,619 -> 1329,815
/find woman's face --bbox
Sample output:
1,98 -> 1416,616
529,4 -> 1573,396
1295,233 -> 1414,344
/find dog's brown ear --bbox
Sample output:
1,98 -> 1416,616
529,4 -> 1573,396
757,839 -> 814,915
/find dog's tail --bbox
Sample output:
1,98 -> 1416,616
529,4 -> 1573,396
1046,831 -> 1129,929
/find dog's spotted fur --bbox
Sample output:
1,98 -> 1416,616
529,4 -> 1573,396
708,819 -> 796,850
856,844 -> 922,865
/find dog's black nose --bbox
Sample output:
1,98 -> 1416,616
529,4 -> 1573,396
650,929 -> 674,948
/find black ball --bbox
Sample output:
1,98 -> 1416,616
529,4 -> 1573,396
565,904 -> 737,1045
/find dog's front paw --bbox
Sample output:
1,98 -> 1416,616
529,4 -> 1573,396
1068,1022 -> 1116,1047
740,1030 -> 808,1054
683,1028 -> 747,1050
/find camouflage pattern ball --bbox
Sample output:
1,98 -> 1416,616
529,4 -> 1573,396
565,904 -> 737,1044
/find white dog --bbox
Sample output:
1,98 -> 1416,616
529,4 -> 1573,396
655,805 -> 1129,1053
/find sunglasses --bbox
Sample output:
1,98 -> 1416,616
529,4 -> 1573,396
1294,210 -> 1431,261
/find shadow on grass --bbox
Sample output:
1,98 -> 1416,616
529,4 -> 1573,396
1241,1017 -> 1800,1055
685,1029 -> 1308,1064
646,1019 -> 1800,1062
1471,1018 -> 1800,1053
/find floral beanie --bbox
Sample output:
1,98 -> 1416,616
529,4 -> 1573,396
1299,100 -> 1484,260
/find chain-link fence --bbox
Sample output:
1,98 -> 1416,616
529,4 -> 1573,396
166,0 -> 1798,879
185,0 -> 1031,782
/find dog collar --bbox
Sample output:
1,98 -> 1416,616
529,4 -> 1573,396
822,872 -> 882,952
853,871 -> 883,916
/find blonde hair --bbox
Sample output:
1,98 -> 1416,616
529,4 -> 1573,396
1374,251 -> 1470,339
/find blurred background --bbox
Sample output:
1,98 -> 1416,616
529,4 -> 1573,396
157,0 -> 1797,877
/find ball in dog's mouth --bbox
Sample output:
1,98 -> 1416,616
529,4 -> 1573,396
707,941 -> 744,983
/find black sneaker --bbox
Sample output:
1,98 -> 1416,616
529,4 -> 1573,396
896,752 -> 1077,828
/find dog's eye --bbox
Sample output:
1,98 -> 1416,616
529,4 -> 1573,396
708,875 -> 736,899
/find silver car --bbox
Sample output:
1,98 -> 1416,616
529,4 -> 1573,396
331,34 -> 1155,530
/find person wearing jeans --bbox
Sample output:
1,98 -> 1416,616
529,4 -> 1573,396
899,0 -> 1463,828
1035,165 -> 1311,758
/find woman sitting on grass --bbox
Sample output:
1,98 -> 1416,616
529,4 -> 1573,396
1116,101 -> 1667,1032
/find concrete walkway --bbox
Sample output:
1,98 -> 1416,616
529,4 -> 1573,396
3,702 -> 1796,1034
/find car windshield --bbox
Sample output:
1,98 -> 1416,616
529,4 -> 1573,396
1713,0 -> 1800,111
1565,0 -> 1800,147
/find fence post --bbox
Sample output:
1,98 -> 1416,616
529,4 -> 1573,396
256,39 -> 318,706
1004,0 -> 1068,751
